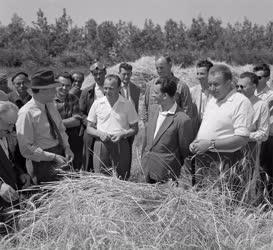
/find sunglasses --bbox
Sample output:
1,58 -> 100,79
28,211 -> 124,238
236,85 -> 246,89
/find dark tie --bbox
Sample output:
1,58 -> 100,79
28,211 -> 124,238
45,104 -> 64,149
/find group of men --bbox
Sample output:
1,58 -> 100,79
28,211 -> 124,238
1,55 -> 273,234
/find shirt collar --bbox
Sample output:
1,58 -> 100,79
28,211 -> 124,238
159,102 -> 177,115
255,84 -> 271,95
216,89 -> 236,104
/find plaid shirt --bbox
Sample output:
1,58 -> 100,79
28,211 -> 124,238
54,93 -> 82,121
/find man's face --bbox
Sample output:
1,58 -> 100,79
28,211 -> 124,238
208,72 -> 231,101
92,69 -> 106,86
119,68 -> 132,85
236,77 -> 255,98
104,78 -> 120,102
0,110 -> 17,138
152,83 -> 165,105
38,88 -> 57,104
13,74 -> 29,95
255,70 -> 269,86
196,67 -> 209,85
57,76 -> 72,96
72,73 -> 84,89
155,58 -> 172,78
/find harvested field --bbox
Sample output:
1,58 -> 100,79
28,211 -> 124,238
1,174 -> 273,249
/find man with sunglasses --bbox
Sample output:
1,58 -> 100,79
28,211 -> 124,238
253,63 -> 273,201
0,101 -> 31,235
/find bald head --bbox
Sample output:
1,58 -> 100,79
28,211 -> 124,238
155,56 -> 172,78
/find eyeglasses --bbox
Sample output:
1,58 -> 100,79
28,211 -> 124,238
258,76 -> 265,80
236,85 -> 246,89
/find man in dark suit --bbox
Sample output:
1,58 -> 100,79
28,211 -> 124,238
142,78 -> 194,183
119,62 -> 141,165
0,101 -> 31,235
79,62 -> 106,171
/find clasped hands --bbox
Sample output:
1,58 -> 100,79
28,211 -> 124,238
99,131 -> 124,143
189,139 -> 211,155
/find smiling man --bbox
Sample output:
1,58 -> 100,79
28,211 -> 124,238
87,74 -> 138,180
190,64 -> 254,188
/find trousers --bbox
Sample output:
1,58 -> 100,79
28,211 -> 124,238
93,138 -> 131,180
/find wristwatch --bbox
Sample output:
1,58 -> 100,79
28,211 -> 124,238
208,139 -> 216,150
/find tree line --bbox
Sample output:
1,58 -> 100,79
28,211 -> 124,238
1,8 -> 273,70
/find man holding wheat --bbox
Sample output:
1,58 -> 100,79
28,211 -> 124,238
190,64 -> 254,193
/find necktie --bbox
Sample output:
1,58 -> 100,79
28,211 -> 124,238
45,104 -> 64,149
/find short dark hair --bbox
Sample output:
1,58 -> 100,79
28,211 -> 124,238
253,63 -> 270,77
105,74 -> 121,87
209,64 -> 232,82
11,71 -> 28,83
240,72 -> 259,86
58,72 -> 73,83
119,62 -> 133,72
156,78 -> 177,97
197,60 -> 213,72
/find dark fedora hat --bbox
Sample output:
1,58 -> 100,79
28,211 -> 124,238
27,70 -> 61,89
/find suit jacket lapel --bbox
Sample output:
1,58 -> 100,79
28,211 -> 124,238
147,106 -> 160,147
152,113 -> 175,147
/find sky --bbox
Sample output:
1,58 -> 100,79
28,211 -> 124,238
0,0 -> 273,28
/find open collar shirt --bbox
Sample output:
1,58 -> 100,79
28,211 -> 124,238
153,102 -> 177,139
197,90 -> 254,152
16,98 -> 69,162
87,95 -> 138,135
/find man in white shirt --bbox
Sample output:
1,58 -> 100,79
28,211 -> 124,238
236,72 -> 269,200
253,63 -> 273,200
190,64 -> 254,189
142,78 -> 193,183
87,74 -> 138,180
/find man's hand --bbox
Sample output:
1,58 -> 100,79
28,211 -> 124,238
65,147 -> 74,162
54,154 -> 67,165
110,132 -> 125,143
99,131 -> 111,142
0,183 -> 19,202
189,139 -> 210,155
19,173 -> 31,189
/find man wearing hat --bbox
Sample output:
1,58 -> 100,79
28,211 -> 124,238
16,70 -> 74,184
0,71 -> 11,94
79,62 -> 107,171
8,72 -> 32,108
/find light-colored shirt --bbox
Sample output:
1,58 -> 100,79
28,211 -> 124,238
16,98 -> 70,162
249,95 -> 269,142
197,90 -> 254,152
94,84 -> 104,100
255,85 -> 273,135
0,137 -> 9,158
87,95 -> 138,135
81,73 -> 93,91
154,102 -> 177,139
190,85 -> 210,121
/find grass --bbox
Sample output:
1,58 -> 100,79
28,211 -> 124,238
1,57 -> 273,249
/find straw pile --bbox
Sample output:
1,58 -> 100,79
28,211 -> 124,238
1,174 -> 273,249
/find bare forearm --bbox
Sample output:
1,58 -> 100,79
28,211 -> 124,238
214,136 -> 249,150
63,117 -> 81,128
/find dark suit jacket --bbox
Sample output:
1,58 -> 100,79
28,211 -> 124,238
79,83 -> 96,118
127,82 -> 140,113
0,143 -> 23,207
8,91 -> 31,109
142,106 -> 194,182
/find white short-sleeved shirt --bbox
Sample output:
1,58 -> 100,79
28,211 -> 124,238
87,95 -> 138,135
196,90 -> 254,152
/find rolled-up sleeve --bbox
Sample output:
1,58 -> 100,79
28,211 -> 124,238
232,99 -> 254,137
250,102 -> 269,142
